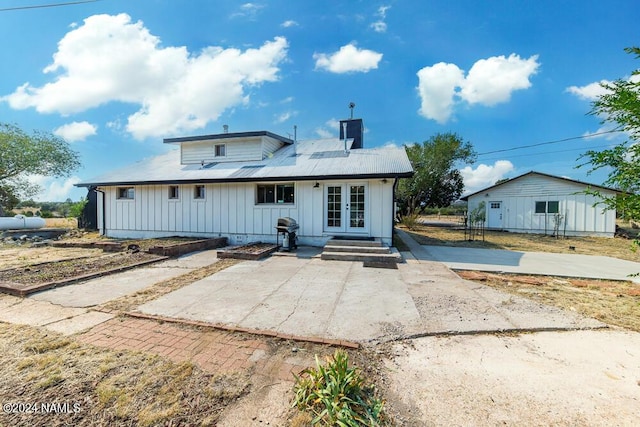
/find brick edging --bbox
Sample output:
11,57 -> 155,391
124,311 -> 360,349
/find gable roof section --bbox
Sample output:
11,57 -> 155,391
460,171 -> 620,201
76,138 -> 414,187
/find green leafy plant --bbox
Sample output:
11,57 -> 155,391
399,213 -> 420,230
292,350 -> 386,426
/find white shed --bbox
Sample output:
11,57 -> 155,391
461,171 -> 619,237
76,120 -> 414,247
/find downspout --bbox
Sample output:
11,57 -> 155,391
392,177 -> 399,244
94,187 -> 106,236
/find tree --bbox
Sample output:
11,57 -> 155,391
397,132 -> 476,215
0,123 -> 81,215
578,47 -> 640,220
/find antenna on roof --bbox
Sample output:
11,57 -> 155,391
348,102 -> 355,119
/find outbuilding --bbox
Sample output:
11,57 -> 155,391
461,171 -> 620,237
76,119 -> 414,247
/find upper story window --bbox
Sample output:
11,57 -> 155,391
117,187 -> 135,200
168,185 -> 179,200
194,185 -> 205,200
535,201 -> 559,214
256,183 -> 294,204
215,144 -> 226,157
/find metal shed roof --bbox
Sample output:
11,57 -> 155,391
76,138 -> 414,187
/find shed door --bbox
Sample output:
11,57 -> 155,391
487,201 -> 503,228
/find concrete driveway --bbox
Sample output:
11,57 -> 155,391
418,244 -> 640,282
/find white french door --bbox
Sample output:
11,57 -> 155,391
324,183 -> 368,233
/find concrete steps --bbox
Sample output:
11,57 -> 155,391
320,238 -> 401,265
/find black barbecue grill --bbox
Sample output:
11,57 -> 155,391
276,217 -> 298,251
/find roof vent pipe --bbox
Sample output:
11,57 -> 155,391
342,122 -> 348,153
223,124 -> 229,133
293,125 -> 297,155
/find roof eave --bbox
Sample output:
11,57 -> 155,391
75,171 -> 414,188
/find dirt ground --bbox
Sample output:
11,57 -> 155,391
2,229 -> 640,425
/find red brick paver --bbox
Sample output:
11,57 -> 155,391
77,316 -> 314,382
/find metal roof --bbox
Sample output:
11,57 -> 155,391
460,170 -> 621,201
76,138 -> 414,187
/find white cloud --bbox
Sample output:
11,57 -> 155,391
566,80 -> 611,101
417,54 -> 540,123
28,175 -> 81,201
230,3 -> 265,19
370,5 -> 390,33
2,14 -> 288,140
274,111 -> 296,124
315,118 -> 340,138
460,160 -> 515,194
281,20 -> 298,28
53,121 -> 96,142
416,63 -> 465,124
314,43 -> 383,74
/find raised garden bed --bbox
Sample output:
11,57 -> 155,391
217,242 -> 278,260
0,252 -> 168,297
147,237 -> 228,257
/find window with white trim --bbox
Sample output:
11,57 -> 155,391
117,187 -> 135,200
535,201 -> 559,214
168,185 -> 179,199
215,144 -> 226,157
194,185 -> 205,200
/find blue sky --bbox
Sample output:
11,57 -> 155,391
0,0 -> 637,202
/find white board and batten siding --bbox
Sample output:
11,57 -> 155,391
97,179 -> 394,246
466,173 -> 617,237
180,136 -> 285,164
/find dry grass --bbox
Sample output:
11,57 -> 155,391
99,258 -> 240,312
458,271 -> 640,332
402,224 -> 640,262
44,218 -> 78,228
0,323 -> 249,427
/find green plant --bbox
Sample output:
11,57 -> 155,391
292,350 -> 386,426
399,213 -> 420,230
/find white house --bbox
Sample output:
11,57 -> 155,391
76,119 -> 414,247
461,171 -> 620,237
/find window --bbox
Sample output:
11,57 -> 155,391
215,144 -> 226,157
117,187 -> 134,200
168,185 -> 179,199
490,202 -> 501,209
194,185 -> 205,199
535,201 -> 559,214
256,183 -> 294,204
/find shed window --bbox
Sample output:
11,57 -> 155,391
215,144 -> 226,157
194,185 -> 205,199
117,187 -> 134,200
256,183 -> 294,204
168,185 -> 179,199
535,201 -> 559,214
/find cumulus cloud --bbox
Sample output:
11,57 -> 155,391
566,80 -> 611,101
417,63 -> 465,124
230,3 -> 265,20
274,111 -> 296,124
2,14 -> 289,140
417,54 -> 539,123
53,121 -> 96,142
314,43 -> 382,74
281,20 -> 298,28
460,160 -> 515,194
28,175 -> 82,201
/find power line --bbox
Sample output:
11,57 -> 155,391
476,144 -> 613,163
0,0 -> 100,12
476,129 -> 622,156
